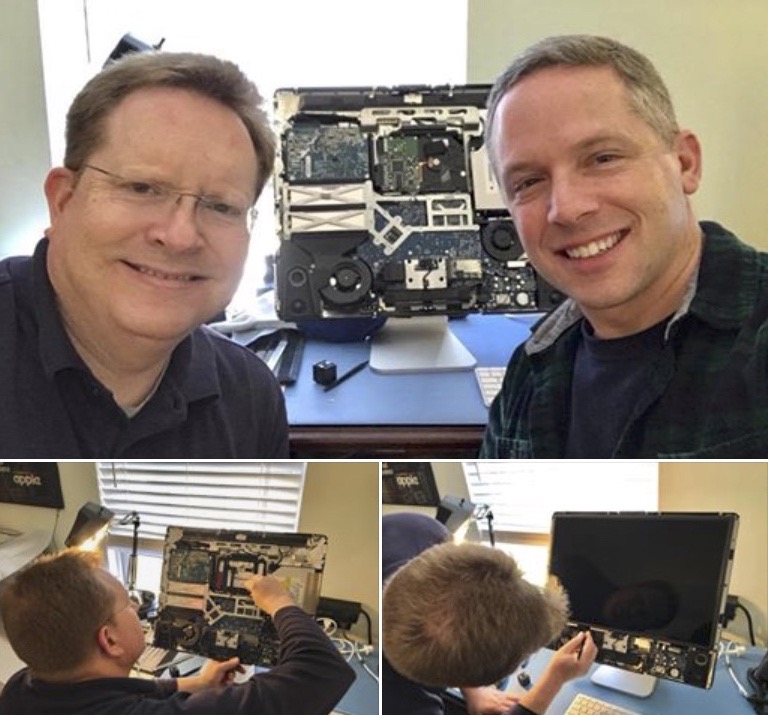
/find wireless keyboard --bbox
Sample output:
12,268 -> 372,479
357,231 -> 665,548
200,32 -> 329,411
474,366 -> 506,407
564,693 -> 644,715
134,645 -> 178,673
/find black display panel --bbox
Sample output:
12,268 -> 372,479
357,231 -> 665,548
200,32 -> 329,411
548,512 -> 738,689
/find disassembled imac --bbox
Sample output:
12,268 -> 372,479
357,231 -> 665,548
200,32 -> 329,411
153,527 -> 327,666
548,512 -> 739,695
272,85 -> 563,323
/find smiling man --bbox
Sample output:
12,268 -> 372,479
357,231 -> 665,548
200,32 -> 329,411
0,51 -> 288,457
480,34 -> 768,458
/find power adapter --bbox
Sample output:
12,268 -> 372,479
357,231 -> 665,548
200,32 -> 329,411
316,596 -> 362,631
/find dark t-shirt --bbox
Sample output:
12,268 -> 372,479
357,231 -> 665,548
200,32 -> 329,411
567,319 -> 668,457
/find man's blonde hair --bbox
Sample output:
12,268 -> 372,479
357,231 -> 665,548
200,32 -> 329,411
382,542 -> 569,687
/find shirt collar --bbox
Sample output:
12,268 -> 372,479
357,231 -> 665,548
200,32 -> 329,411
31,238 -> 86,377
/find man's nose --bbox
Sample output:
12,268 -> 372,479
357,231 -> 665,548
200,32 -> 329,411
546,172 -> 599,226
148,194 -> 205,251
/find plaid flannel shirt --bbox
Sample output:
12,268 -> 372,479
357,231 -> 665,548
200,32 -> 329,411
480,221 -> 768,458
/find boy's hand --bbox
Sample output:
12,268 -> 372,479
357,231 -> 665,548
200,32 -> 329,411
245,574 -> 295,615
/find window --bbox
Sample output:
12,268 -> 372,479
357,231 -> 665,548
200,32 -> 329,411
462,461 -> 659,585
37,0 -> 468,313
97,461 -> 306,592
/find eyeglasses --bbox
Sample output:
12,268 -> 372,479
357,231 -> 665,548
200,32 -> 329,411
81,164 -> 257,235
98,592 -> 140,629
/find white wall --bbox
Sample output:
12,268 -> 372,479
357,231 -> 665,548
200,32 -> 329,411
659,462 -> 768,647
467,0 -> 768,251
0,0 -> 52,257
298,461 -> 379,643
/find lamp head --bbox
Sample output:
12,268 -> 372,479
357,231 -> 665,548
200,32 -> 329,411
435,496 -> 476,543
64,502 -> 114,551
104,33 -> 165,67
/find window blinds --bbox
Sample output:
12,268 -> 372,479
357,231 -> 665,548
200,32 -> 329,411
96,462 -> 306,540
462,461 -> 658,535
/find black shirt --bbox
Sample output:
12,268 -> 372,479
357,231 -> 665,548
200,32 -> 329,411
0,606 -> 355,715
566,319 -> 668,457
0,239 -> 289,457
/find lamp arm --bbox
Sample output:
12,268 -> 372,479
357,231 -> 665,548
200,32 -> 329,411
116,512 -> 140,593
486,510 -> 496,548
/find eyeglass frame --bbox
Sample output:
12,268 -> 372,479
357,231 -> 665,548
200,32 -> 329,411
77,163 -> 258,235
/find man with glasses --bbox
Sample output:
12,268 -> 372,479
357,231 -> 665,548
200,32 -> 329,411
0,51 -> 288,456
0,549 -> 355,715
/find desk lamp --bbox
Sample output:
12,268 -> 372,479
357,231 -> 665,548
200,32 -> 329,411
435,496 -> 494,545
104,33 -> 165,66
64,501 -> 114,551
113,512 -> 140,594
114,511 -> 155,619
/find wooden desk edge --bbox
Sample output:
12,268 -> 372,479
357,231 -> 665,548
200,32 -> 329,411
289,425 -> 484,458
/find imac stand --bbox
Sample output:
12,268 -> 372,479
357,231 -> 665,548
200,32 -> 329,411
591,665 -> 657,698
369,316 -> 476,374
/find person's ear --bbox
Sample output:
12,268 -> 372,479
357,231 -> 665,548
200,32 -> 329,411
96,623 -> 123,658
674,129 -> 702,196
43,167 -> 78,231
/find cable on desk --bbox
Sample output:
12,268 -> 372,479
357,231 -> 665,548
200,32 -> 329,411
736,602 -> 758,646
359,608 -> 373,645
720,641 -> 768,715
354,642 -> 378,683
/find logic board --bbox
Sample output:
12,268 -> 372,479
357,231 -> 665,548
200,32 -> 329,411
273,85 -> 563,321
153,527 -> 327,666
551,624 -> 718,689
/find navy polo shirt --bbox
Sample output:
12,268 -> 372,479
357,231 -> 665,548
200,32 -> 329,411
0,239 -> 289,458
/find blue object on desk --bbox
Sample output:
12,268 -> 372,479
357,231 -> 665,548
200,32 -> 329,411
282,314 -> 536,427
335,648 -> 379,715
297,316 -> 386,342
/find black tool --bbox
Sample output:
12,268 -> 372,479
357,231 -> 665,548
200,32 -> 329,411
323,360 -> 369,392
313,360 -> 337,385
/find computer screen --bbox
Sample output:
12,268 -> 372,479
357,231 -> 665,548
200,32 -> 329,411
153,526 -> 327,666
548,512 -> 738,692
272,85 -> 563,372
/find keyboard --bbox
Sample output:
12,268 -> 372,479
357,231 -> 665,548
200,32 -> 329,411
134,646 -> 186,674
474,366 -> 506,407
564,693 -> 643,715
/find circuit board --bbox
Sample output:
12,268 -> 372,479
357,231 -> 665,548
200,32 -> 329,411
273,85 -> 563,320
551,623 -> 718,689
153,527 -> 327,666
